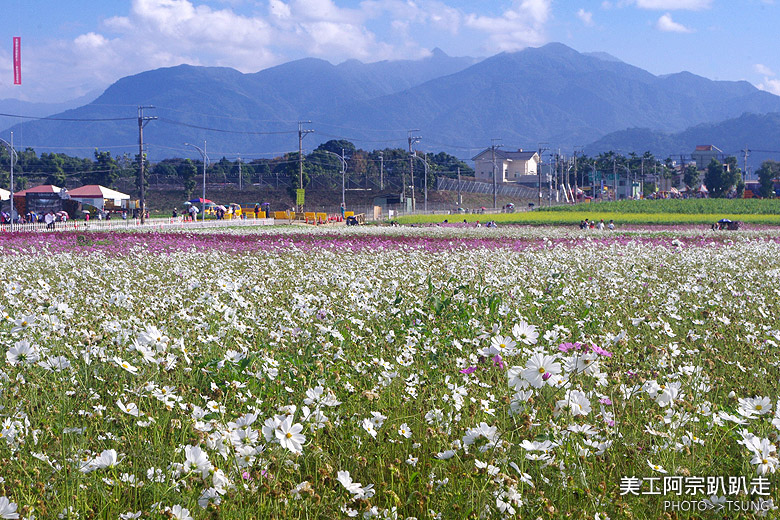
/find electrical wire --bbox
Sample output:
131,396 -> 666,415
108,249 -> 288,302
157,117 -> 297,135
0,112 -> 135,122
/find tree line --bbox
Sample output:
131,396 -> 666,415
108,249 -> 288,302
1,142 -> 778,199
0,140 -> 474,199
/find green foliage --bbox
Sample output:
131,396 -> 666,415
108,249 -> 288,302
683,164 -> 699,189
704,157 -> 740,198
757,160 -> 780,198
88,150 -> 122,188
176,159 -> 198,200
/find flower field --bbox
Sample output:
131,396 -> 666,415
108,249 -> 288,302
396,199 -> 780,226
0,226 -> 779,519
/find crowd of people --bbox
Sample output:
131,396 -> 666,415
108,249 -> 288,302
580,219 -> 615,230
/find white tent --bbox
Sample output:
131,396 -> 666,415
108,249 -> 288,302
0,188 -> 9,201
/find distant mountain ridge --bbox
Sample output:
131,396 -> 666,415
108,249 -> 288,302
585,112 -> 780,172
2,43 -> 780,162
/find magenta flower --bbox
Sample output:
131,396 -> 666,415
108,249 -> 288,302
492,355 -> 505,369
459,366 -> 477,375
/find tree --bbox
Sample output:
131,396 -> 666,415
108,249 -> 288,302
704,157 -> 740,198
316,140 -> 356,157
40,153 -> 66,186
757,160 -> 780,198
683,164 -> 700,190
88,150 -> 121,187
177,159 -> 198,200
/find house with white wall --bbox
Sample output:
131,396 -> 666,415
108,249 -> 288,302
472,148 -> 539,183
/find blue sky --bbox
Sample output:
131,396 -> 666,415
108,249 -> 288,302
1,0 -> 779,102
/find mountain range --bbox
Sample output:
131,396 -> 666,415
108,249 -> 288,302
3,43 -> 780,166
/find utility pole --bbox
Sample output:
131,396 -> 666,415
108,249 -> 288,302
379,151 -> 384,190
238,155 -> 243,191
491,138 -> 502,210
0,133 -> 16,231
537,143 -> 549,208
408,130 -> 421,212
612,157 -> 617,201
137,106 -> 156,224
743,146 -> 750,181
457,167 -> 462,207
298,121 -> 313,212
573,150 -> 578,203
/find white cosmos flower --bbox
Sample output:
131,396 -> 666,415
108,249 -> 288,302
398,423 -> 412,439
512,321 -> 538,345
647,460 -> 667,473
337,470 -> 374,499
38,355 -> 71,372
113,357 -> 139,375
183,445 -> 213,478
484,335 -> 517,356
275,416 -> 305,454
739,396 -> 772,417
521,353 -> 561,388
81,449 -> 120,473
5,340 -> 39,366
362,418 -> 378,438
10,314 -> 35,334
117,400 -> 142,417
167,505 -> 193,520
0,496 -> 19,519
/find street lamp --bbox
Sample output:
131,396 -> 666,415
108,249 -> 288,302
411,152 -> 429,212
0,133 -> 16,232
185,141 -> 209,222
322,149 -> 348,209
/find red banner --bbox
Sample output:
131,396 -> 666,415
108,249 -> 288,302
13,37 -> 21,85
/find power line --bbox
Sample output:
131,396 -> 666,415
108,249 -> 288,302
157,117 -> 297,135
0,112 -> 135,122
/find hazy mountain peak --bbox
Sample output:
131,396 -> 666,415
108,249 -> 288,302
584,51 -> 624,63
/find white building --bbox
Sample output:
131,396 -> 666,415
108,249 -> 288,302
472,148 -> 539,183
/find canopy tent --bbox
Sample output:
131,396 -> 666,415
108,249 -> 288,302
68,185 -> 130,211
14,185 -> 66,197
188,198 -> 213,204
0,188 -> 9,201
69,185 -> 130,200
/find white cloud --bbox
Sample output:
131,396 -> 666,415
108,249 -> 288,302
755,64 -> 775,76
758,78 -> 780,96
635,0 -> 711,9
464,0 -> 551,52
577,8 -> 594,26
656,13 -> 692,32
0,0 -> 555,102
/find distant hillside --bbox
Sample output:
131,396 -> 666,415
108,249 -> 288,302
3,43 -> 780,162
0,90 -> 100,118
585,112 -> 780,171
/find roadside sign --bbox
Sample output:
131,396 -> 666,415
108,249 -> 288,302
296,189 -> 305,206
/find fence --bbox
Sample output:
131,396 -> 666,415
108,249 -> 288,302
0,217 -> 276,233
436,177 -> 540,199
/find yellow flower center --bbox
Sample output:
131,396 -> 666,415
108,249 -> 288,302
286,432 -> 293,439
756,405 -> 763,410
538,367 -> 546,373
500,344 -> 506,349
